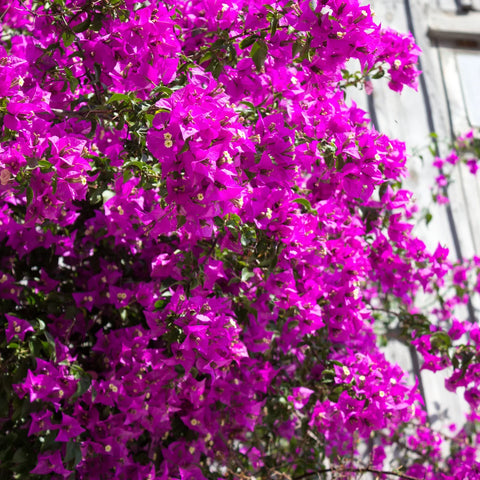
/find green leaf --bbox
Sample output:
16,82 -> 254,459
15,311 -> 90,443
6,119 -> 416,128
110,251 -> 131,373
70,363 -> 86,376
154,298 -> 169,310
91,13 -> 104,31
117,8 -> 130,22
293,198 -> 312,210
35,318 -> 46,330
240,35 -> 257,49
86,119 -> 98,139
270,15 -> 279,36
72,16 -> 91,33
124,159 -> 145,170
251,40 -> 268,71
199,51 -> 212,64
12,448 -> 28,464
157,86 -> 173,97
180,140 -> 190,153
69,77 -> 79,94
123,168 -> 133,182
430,331 -> 452,351
64,66 -> 79,94
321,369 -> 335,384
292,197 -> 317,215
292,40 -> 303,58
241,268 -> 255,283
177,215 -> 187,229
287,320 -> 299,331
174,364 -> 185,376
328,384 -> 349,403
93,62 -> 102,83
65,440 -> 83,466
379,181 -> 389,199
44,331 -> 57,360
452,355 -> 459,369
71,375 -> 91,401
62,31 -> 75,48
102,190 -> 115,204
425,211 -> 433,225
38,159 -> 53,173
115,114 -> 126,131
26,186 -> 33,207
226,213 -> 241,225
107,93 -> 132,105
371,69 -> 385,79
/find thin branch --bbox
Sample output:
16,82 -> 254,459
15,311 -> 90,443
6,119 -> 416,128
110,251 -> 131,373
293,466 -> 423,480
0,3 -> 12,22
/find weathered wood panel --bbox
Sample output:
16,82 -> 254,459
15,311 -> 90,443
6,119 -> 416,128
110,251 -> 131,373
436,43 -> 479,259
365,0 -> 480,434
429,11 -> 480,41
457,52 -> 480,127
370,0 -> 457,253
437,0 -> 457,13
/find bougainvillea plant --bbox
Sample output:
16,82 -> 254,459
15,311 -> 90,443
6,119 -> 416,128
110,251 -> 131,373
1,0 -> 480,478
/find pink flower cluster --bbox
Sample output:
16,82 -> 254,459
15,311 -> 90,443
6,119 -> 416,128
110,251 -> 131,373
1,0 -> 479,479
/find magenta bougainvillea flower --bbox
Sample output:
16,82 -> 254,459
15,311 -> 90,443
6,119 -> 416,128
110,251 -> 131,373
1,0 -> 480,479
5,314 -> 34,342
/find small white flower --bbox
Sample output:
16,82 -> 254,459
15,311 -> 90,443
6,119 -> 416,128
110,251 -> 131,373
321,6 -> 333,16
